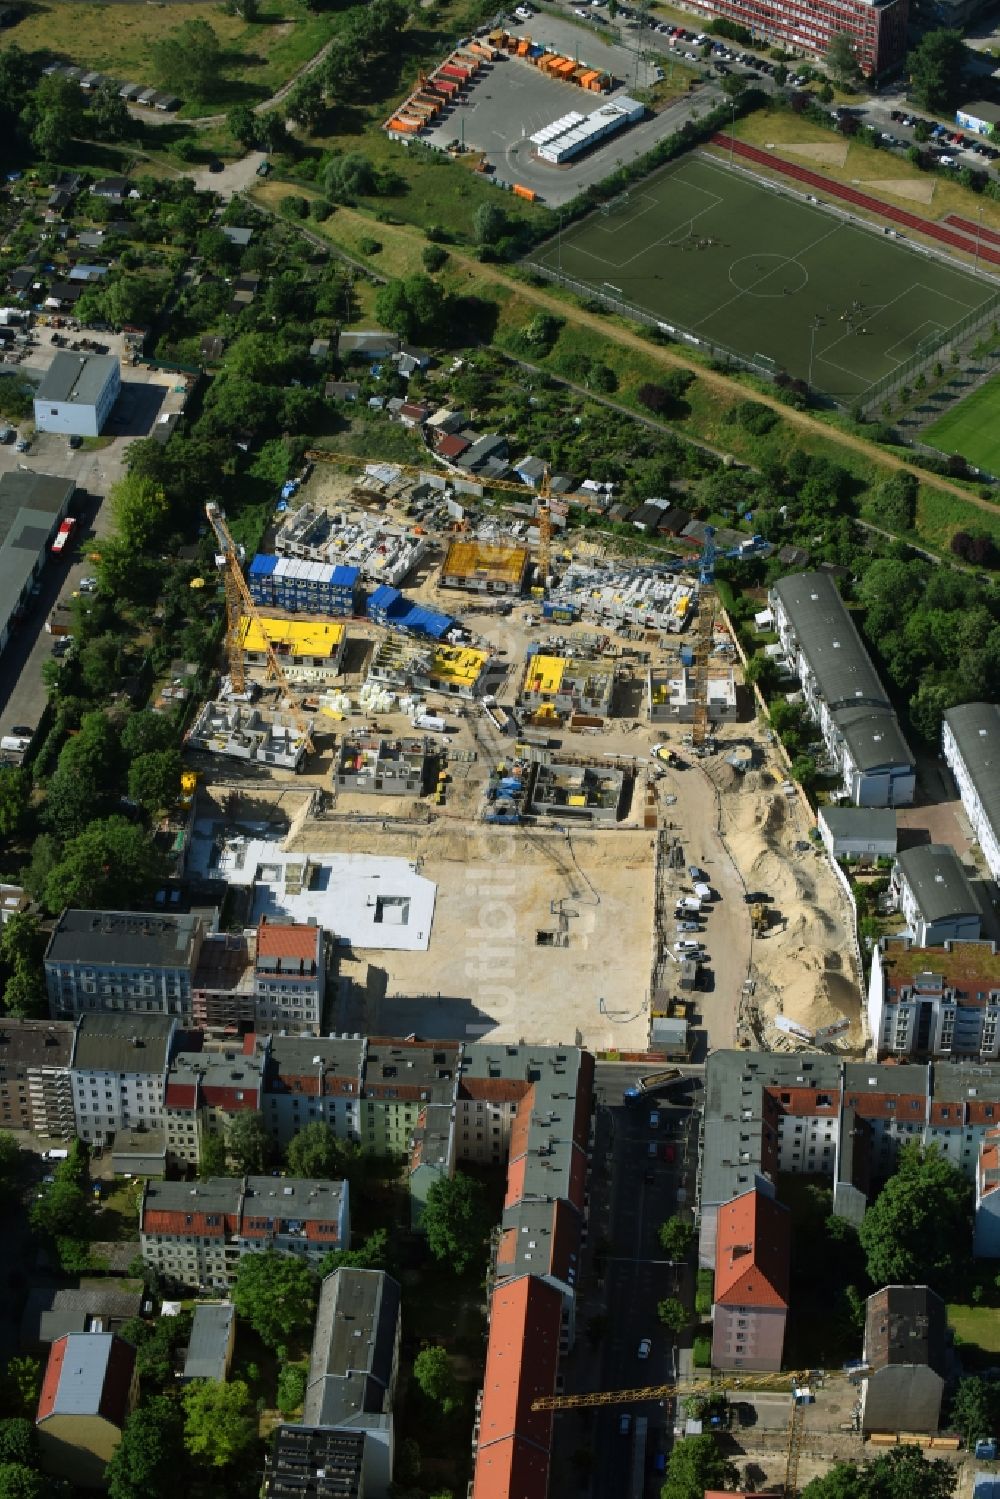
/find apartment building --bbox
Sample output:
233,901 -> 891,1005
70,1014 -> 177,1147
471,1275 -> 563,1499
770,573 -> 914,807
518,652 -> 615,720
302,1268 -> 401,1499
265,1425 -> 365,1499
45,910 -> 207,1020
361,1040 -> 461,1158
139,1174 -> 349,1289
860,1285 -> 946,1434
0,1019 -> 75,1138
869,937 -> 1000,1060
943,703 -> 1000,883
975,1125 -> 1000,1258
191,930 -> 256,1032
36,1331 -> 139,1488
686,0 -> 908,77
253,917 -> 325,1035
261,1034 -> 365,1149
711,1188 -> 790,1372
163,1044 -> 264,1169
892,844 -> 983,948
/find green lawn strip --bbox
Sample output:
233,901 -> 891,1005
948,1303 -> 1000,1356
925,375 -> 1000,474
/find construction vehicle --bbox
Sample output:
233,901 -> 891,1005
533,1370 -> 815,1499
204,502 -> 315,754
750,902 -> 771,936
303,450 -> 553,589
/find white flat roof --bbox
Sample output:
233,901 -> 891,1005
187,824 -> 436,951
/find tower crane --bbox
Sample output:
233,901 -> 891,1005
304,450 -> 554,588
204,502 -> 315,754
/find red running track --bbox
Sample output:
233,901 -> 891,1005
945,213 -> 1000,250
712,134 -> 1000,270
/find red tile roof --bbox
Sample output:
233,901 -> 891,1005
474,1275 -> 561,1495
37,1335 -> 66,1420
714,1189 -> 790,1310
202,1085 -> 259,1110
436,433 -> 470,459
256,917 -> 320,963
472,1436 -> 551,1499
459,1077 -> 529,1105
37,1334 -> 135,1429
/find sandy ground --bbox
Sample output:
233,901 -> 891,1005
785,141 -> 850,167
285,816 -> 655,1049
709,760 -> 863,1046
864,176 -> 936,205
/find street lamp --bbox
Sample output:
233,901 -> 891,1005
729,100 -> 737,166
808,315 -> 822,390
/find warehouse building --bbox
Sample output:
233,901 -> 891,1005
0,471 -> 76,654
685,0 -> 907,76
439,539 -> 530,596
942,703 -> 1000,883
335,734 -> 431,796
770,572 -> 914,807
519,651 -> 615,720
239,615 -> 346,682
892,844 -> 983,948
33,351 -> 120,437
868,935 -> 1000,1060
247,554 -> 361,616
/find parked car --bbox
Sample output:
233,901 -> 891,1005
637,1338 -> 651,1359
649,1110 -> 660,1129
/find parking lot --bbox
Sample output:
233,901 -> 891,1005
420,14 -> 727,205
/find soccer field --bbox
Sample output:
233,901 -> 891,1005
529,155 -> 999,403
925,375 -> 1000,473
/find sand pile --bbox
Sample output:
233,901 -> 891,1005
716,775 -> 862,1042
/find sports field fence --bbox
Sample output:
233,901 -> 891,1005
861,292 -> 1000,415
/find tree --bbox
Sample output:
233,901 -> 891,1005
91,82 -> 131,141
801,1446 -> 956,1498
773,62 -> 788,86
286,1122 -> 356,1181
873,472 -> 917,533
228,105 -> 259,150
318,1227 -> 390,1278
182,1379 -> 256,1468
198,1131 -> 229,1180
122,711 -> 177,760
790,753 -> 818,790
859,1143 -> 972,1292
658,1216 -> 695,1259
43,817 -> 167,913
374,275 -> 446,343
127,750 -> 183,815
324,152 -> 376,200
226,1110 -> 271,1173
286,74 -> 326,130
825,30 -> 861,86
110,472 -> 170,554
906,29 -> 967,114
0,1465 -> 44,1499
153,19 -> 223,102
421,1172 -> 491,1274
473,201 -> 506,247
3,960 -> 47,1020
949,1376 -> 1000,1450
233,1250 -> 317,1349
0,1422 -> 35,1470
0,1359 -> 40,1419
660,1433 -> 738,1499
657,1297 -> 688,1333
0,768 -> 28,839
27,75 -> 84,161
720,71 -> 748,99
276,1363 -> 307,1418
107,1397 -> 183,1499
413,1345 -> 459,1413
30,1177 -> 89,1239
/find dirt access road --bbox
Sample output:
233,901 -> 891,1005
315,199 -> 1000,524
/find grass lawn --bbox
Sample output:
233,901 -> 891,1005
727,106 -> 1000,237
529,154 -> 997,402
0,1 -> 336,112
948,1303 -> 1000,1358
93,1178 -> 144,1241
924,375 -> 1000,474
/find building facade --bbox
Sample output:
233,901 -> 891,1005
139,1175 -> 349,1289
34,352 -> 120,437
45,910 -> 206,1021
686,0 -> 908,76
943,703 -> 1000,884
70,1014 -> 177,1147
770,573 -> 914,807
335,735 -> 430,797
0,471 -> 76,655
519,653 -> 615,720
261,1034 -> 365,1150
869,937 -> 1000,1060
163,1044 -> 264,1170
0,1019 -> 75,1138
711,1188 -> 790,1372
253,918 -> 325,1035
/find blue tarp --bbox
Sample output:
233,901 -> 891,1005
248,553 -> 278,577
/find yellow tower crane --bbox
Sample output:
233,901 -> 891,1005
204,502 -> 315,754
304,450 -> 553,588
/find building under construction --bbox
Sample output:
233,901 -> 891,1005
275,501 -> 431,589
544,562 -> 696,632
335,734 -> 431,797
519,651 -> 615,720
439,539 -> 530,597
529,760 -> 625,824
367,635 -> 496,701
648,667 -> 738,725
185,701 -> 314,772
239,616 -> 346,683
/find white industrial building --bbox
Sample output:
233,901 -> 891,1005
943,703 -> 1000,883
818,806 -> 897,862
33,352 -> 120,437
770,572 -> 915,808
531,95 -> 644,163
